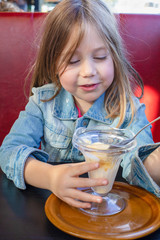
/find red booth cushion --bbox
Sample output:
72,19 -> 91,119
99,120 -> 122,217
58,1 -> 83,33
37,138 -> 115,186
0,13 -> 160,144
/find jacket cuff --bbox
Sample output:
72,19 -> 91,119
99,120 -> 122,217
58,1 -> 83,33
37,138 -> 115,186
131,143 -> 160,198
9,145 -> 49,189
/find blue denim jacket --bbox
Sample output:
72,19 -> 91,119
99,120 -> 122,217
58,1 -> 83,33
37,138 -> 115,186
0,84 -> 160,197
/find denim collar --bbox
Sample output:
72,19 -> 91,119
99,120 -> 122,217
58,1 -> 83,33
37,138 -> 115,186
53,88 -> 112,124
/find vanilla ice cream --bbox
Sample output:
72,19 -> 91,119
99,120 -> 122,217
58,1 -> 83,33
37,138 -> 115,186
83,142 -> 121,195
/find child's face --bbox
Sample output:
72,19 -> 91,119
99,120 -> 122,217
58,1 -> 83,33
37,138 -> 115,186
59,24 -> 114,113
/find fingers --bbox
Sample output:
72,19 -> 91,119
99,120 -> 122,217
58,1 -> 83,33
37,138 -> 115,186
65,162 -> 108,188
69,188 -> 102,203
51,162 -> 109,209
69,162 -> 100,177
62,189 -> 102,208
57,177 -> 107,208
63,197 -> 91,208
70,177 -> 108,188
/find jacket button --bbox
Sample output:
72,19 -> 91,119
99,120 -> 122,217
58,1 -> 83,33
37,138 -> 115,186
83,120 -> 88,126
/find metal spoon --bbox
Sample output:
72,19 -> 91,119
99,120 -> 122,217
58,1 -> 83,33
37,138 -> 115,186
118,116 -> 160,147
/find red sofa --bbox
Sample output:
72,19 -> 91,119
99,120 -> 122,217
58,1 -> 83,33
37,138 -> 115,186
0,12 -> 160,145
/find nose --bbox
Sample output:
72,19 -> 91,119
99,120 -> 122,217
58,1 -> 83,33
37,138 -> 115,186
80,59 -> 96,77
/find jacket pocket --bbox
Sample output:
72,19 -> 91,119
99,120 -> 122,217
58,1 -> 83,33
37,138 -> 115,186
44,120 -> 72,149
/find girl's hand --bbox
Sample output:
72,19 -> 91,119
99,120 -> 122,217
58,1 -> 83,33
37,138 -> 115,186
144,146 -> 160,186
48,162 -> 108,208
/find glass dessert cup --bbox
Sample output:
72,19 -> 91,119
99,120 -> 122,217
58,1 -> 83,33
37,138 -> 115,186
72,127 -> 137,216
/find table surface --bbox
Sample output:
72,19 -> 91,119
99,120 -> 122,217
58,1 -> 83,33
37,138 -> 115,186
0,167 -> 159,240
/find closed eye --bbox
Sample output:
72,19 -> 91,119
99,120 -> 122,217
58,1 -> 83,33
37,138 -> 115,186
94,56 -> 107,60
69,60 -> 80,64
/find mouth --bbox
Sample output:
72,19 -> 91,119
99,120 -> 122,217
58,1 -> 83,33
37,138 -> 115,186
80,83 -> 100,91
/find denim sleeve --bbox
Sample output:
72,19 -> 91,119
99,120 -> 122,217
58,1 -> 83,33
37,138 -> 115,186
0,97 -> 49,190
121,99 -> 160,197
130,143 -> 160,198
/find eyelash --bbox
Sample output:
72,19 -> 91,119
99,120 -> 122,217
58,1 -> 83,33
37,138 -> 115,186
94,56 -> 107,60
69,60 -> 80,65
69,56 -> 107,65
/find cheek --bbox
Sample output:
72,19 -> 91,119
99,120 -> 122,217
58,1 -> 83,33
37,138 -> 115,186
59,71 -> 76,93
59,75 -> 69,90
101,63 -> 114,85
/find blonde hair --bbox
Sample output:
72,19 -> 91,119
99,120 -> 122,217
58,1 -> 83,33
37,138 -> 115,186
30,0 -> 143,127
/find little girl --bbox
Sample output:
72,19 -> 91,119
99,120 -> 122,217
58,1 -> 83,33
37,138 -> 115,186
0,0 -> 160,208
